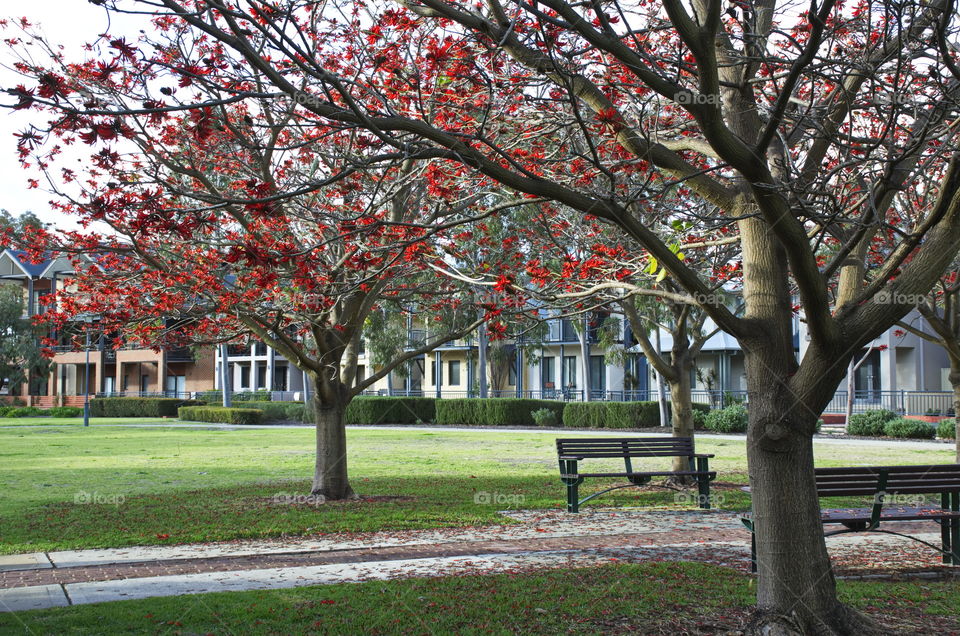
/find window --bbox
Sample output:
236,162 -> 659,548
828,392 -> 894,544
239,364 -> 250,389
589,355 -> 606,393
508,357 -> 517,386
541,357 -> 555,388
165,375 -> 186,396
430,358 -> 441,386
140,374 -> 149,393
356,365 -> 366,384
273,366 -> 288,391
256,364 -> 267,389
448,360 -> 461,385
563,356 -> 577,387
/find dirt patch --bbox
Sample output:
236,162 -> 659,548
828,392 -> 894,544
260,494 -> 415,507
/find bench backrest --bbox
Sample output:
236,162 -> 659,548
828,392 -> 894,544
556,437 -> 695,459
815,464 -> 960,497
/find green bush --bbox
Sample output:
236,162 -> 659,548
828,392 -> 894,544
46,406 -> 83,418
194,390 -> 271,403
938,418 -> 957,439
846,409 -> 898,436
561,402 -> 607,428
883,418 -> 937,439
692,409 -> 708,431
561,401 -> 704,429
239,401 -> 311,422
344,397 -> 436,425
9,406 -> 44,418
90,397 -> 202,418
435,398 -> 564,427
435,399 -> 487,426
704,404 -> 748,433
178,406 -> 263,425
531,408 -> 559,427
0,405 -> 16,417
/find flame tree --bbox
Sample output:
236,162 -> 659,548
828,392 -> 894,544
6,0 -> 960,630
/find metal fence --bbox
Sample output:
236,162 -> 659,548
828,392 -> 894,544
89,388 -> 957,416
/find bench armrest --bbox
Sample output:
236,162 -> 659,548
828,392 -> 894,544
694,454 -> 715,459
558,455 -> 584,461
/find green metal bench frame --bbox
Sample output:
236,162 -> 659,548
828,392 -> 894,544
557,437 -> 716,513
742,464 -> 960,572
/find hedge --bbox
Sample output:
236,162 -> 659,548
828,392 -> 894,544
90,397 -> 203,418
47,406 -> 83,418
703,404 -> 748,433
847,409 -> 898,436
178,406 -> 263,425
344,396 -> 436,425
883,418 -> 937,439
435,398 -> 565,427
939,419 -> 957,439
561,401 -> 710,429
238,401 -> 309,422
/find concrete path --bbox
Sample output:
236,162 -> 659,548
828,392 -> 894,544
0,422 -> 952,449
1,508 -> 954,614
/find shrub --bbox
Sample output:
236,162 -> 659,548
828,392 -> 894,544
0,405 -> 16,417
9,406 -> 44,417
531,408 -> 559,427
704,404 -> 749,433
562,402 -> 608,428
239,400 -> 311,422
47,406 -> 83,418
938,418 -> 957,439
562,401 -> 672,429
435,398 -> 564,427
883,418 -> 937,439
193,390 -> 271,403
692,409 -> 708,431
89,397 -> 202,418
178,406 -> 263,425
846,409 -> 898,436
435,399 -> 486,426
343,396 -> 436,425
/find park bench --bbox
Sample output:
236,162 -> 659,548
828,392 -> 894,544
743,464 -> 960,571
556,437 -> 716,513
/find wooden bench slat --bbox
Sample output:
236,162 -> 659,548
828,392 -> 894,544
821,506 -> 960,523
563,470 -> 716,478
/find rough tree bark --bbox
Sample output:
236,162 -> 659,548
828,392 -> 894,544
309,374 -> 355,499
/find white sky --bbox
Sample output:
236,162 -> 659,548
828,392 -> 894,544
0,1 -> 149,230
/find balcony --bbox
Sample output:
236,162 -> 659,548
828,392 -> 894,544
166,347 -> 194,363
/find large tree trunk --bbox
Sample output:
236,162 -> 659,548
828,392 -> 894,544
310,380 -> 355,500
744,348 -> 886,635
668,374 -> 694,478
950,361 -> 960,463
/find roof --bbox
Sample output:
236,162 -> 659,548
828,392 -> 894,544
0,249 -> 52,278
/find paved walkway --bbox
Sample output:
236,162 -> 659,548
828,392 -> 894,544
1,508 -> 955,614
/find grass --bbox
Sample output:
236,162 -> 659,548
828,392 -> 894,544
0,417 -> 170,427
0,562 -> 956,634
0,425 -> 953,553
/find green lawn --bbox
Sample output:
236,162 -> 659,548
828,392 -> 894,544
0,425 -> 952,553
1,562 -> 956,635
0,417 -> 170,427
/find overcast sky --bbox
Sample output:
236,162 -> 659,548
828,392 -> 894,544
0,1 -> 149,230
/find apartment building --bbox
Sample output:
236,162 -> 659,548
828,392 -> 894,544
0,249 -> 215,406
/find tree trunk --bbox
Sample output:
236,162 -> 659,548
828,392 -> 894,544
310,385 -> 355,500
950,362 -> 960,463
668,374 -> 694,478
744,349 -> 887,635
